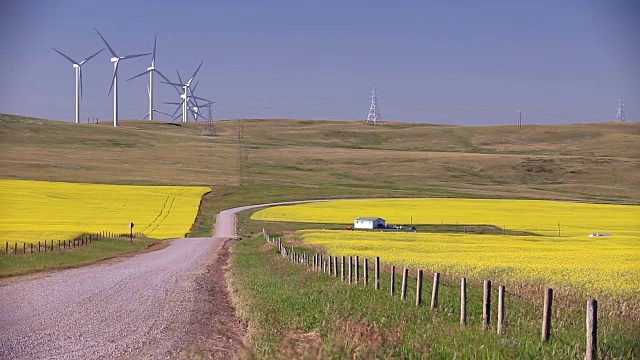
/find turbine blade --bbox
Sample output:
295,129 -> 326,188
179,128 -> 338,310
189,61 -> 203,83
154,69 -> 171,84
79,48 -> 104,65
155,110 -> 174,117
175,69 -> 183,85
191,81 -> 199,94
191,95 -> 211,102
143,112 -> 149,120
108,61 -> 119,96
146,84 -> 150,98
121,53 -> 151,60
52,48 -> 79,65
94,29 -> 118,57
127,69 -> 150,81
152,36 -> 157,65
171,100 -> 184,117
163,102 -> 181,105
161,80 -> 183,87
189,107 -> 200,122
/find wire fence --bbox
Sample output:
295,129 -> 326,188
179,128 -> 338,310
263,228 -> 602,359
1,231 -> 146,255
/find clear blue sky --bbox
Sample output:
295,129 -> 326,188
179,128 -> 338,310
0,0 -> 637,125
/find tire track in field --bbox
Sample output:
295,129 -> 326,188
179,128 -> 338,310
144,190 -> 182,238
141,195 -> 172,235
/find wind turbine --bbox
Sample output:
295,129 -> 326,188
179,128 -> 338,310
95,29 -> 150,127
188,81 -> 215,121
162,62 -> 210,122
52,47 -> 104,124
127,36 -> 173,121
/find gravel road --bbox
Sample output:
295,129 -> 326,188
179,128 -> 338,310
0,206 -> 254,359
0,200 -> 319,359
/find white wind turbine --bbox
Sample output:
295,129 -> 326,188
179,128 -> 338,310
127,36 -> 173,121
162,62 -> 210,122
188,81 -> 215,121
95,29 -> 150,127
52,47 -> 104,124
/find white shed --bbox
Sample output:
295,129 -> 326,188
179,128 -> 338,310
354,217 -> 386,229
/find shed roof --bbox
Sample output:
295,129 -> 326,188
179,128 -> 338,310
355,217 -> 385,221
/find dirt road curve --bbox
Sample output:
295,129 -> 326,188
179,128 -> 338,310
0,204 -> 264,359
0,200 -> 320,359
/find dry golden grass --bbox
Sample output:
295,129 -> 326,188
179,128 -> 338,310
1,114 -> 639,203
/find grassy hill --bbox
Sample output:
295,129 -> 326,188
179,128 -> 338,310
3,113 -> 639,358
1,113 -> 638,204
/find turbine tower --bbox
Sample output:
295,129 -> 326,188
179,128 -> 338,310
95,29 -> 150,127
127,36 -> 172,120
366,88 -> 382,124
615,97 -> 626,122
52,47 -> 104,124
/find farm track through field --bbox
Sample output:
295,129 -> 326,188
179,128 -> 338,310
143,191 -> 179,237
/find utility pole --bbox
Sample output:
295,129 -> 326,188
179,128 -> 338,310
366,88 -> 382,125
236,120 -> 250,186
615,98 -> 626,122
517,110 -> 522,129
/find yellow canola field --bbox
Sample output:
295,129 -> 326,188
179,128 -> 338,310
254,199 -> 640,298
0,179 -> 210,243
252,199 -> 640,237
300,230 -> 640,299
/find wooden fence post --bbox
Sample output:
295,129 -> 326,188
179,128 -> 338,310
341,256 -> 345,282
431,272 -> 440,310
461,278 -> 467,327
51,240 -> 53,251
498,286 -> 505,335
542,288 -> 553,341
401,268 -> 409,300
375,257 -> 380,290
586,299 -> 597,360
38,241 -> 41,252
355,256 -> 360,285
416,269 -> 423,306
483,280 -> 492,330
390,266 -> 396,295
31,243 -> 33,254
348,256 -> 353,285
364,258 -> 369,286
14,242 -> 17,254
334,256 -> 338,276
44,240 -> 47,252
5,241 -> 8,254
328,256 -> 332,273
23,243 -> 26,254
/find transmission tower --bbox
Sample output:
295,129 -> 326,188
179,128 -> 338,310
366,88 -> 382,124
202,102 -> 217,136
615,97 -> 626,122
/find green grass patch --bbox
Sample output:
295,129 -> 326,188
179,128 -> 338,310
230,232 -> 639,359
0,237 -> 160,278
